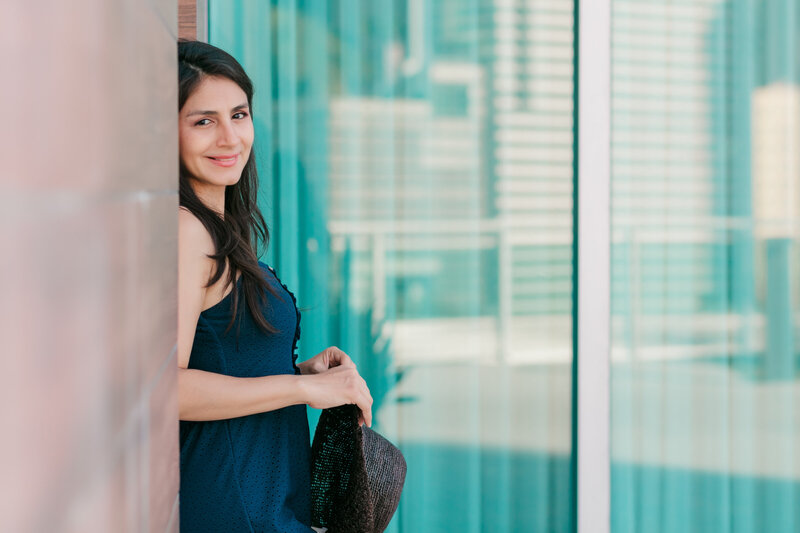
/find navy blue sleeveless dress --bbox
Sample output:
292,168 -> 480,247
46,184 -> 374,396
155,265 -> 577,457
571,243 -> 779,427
179,262 -> 312,532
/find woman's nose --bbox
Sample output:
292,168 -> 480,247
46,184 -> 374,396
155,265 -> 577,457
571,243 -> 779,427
216,119 -> 239,146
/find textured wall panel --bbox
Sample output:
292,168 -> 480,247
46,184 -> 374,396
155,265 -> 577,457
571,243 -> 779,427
0,1 -> 179,532
140,194 -> 179,386
149,357 -> 180,533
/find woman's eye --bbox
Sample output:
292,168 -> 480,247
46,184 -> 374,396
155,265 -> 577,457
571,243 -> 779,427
233,112 -> 249,120
195,118 -> 211,126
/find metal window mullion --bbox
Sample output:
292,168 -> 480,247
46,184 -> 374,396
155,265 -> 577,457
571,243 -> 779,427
196,0 -> 208,42
577,0 -> 611,531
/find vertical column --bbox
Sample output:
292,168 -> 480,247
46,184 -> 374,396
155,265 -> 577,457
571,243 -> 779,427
577,0 -> 611,532
0,1 -> 179,531
196,0 -> 208,42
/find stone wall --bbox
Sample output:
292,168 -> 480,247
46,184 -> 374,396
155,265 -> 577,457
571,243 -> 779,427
0,0 -> 180,531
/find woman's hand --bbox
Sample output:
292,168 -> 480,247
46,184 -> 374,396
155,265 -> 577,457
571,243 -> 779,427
299,363 -> 373,427
298,346 -> 356,375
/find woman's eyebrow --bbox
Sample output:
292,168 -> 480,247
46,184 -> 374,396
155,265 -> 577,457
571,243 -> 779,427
186,103 -> 249,117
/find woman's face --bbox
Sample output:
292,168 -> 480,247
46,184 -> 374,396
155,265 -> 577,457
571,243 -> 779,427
179,75 -> 254,200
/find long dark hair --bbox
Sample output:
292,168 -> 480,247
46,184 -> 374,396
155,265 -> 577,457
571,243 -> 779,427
178,40 -> 279,336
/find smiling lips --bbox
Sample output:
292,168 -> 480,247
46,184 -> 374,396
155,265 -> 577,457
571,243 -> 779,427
207,154 -> 239,167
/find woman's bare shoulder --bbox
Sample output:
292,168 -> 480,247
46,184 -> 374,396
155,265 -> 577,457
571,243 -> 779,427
178,207 -> 214,369
178,207 -> 216,285
179,207 -> 214,256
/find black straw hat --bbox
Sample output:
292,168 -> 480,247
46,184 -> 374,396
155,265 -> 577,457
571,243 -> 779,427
310,405 -> 407,533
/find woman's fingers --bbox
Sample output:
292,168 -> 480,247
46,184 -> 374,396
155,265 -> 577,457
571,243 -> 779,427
304,346 -> 353,375
327,346 -> 356,368
306,363 -> 373,426
334,366 -> 372,426
357,377 -> 373,427
354,377 -> 372,423
359,398 -> 372,427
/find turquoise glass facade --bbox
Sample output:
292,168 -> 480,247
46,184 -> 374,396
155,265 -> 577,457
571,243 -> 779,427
611,1 -> 800,532
209,1 -> 576,531
206,0 -> 800,531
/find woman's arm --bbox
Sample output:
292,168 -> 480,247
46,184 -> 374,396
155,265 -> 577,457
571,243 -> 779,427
178,369 -> 304,421
179,364 -> 372,423
177,209 -> 372,424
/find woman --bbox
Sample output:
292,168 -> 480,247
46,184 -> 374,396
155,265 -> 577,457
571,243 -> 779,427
177,40 -> 373,532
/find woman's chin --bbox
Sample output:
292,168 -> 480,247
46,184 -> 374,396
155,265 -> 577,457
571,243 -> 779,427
195,167 -> 244,187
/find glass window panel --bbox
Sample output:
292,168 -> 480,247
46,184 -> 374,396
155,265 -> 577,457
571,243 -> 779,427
209,0 -> 576,531
611,1 -> 800,532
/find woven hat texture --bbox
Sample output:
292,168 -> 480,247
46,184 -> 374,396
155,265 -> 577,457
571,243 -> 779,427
310,405 -> 406,533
